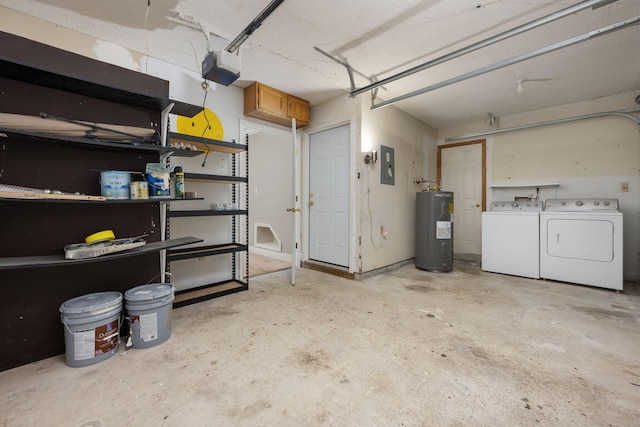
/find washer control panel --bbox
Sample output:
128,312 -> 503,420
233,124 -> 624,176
490,201 -> 544,211
545,198 -> 618,211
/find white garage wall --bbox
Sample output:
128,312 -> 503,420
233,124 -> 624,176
6,6 -> 635,281
310,95 -> 437,274
438,92 -> 640,281
359,104 -> 437,273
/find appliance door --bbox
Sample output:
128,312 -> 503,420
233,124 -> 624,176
547,219 -> 613,261
540,212 -> 623,290
482,212 -> 540,279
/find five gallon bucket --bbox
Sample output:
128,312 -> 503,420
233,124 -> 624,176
59,292 -> 123,368
124,283 -> 175,349
100,171 -> 131,199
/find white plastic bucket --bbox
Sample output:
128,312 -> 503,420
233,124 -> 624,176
100,171 -> 131,199
125,283 -> 175,349
59,292 -> 123,367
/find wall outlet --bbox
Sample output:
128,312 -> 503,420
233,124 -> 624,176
620,182 -> 629,192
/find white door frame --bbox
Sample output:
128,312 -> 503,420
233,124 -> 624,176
301,118 -> 357,273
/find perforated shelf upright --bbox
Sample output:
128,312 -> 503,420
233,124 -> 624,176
165,132 -> 249,307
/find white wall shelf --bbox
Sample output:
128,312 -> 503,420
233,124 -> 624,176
490,181 -> 560,188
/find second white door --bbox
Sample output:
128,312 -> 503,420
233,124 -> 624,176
309,125 -> 350,267
440,142 -> 484,255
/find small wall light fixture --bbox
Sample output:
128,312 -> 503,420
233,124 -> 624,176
363,150 -> 377,165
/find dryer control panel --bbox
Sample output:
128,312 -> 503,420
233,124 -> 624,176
545,198 -> 619,211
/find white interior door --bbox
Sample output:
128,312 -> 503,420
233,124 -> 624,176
241,120 -> 295,280
291,119 -> 300,284
309,124 -> 350,267
440,142 -> 484,255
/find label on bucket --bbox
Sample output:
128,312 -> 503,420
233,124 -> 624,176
100,171 -> 131,200
73,319 -> 119,360
132,313 -> 158,342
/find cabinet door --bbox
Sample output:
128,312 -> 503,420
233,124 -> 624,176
257,83 -> 287,117
288,95 -> 310,125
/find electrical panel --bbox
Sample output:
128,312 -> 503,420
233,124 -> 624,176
380,145 -> 395,185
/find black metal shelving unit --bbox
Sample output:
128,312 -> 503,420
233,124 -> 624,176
0,127 -> 204,268
0,35 -> 206,370
0,55 -> 201,118
0,236 -> 202,270
166,133 -> 249,308
0,127 -> 202,158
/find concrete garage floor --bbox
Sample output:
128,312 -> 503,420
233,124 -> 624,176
1,262 -> 639,426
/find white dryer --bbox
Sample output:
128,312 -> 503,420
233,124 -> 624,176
540,198 -> 623,290
482,200 -> 544,279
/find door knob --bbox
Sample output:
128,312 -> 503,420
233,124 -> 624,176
286,207 -> 301,212
309,201 -> 314,206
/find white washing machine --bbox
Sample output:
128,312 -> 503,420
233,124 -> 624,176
482,200 -> 544,279
540,198 -> 623,290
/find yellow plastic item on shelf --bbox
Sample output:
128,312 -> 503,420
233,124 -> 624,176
85,230 -> 115,244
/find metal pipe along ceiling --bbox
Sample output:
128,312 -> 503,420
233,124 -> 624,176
444,108 -> 640,143
371,16 -> 640,111
349,0 -> 620,98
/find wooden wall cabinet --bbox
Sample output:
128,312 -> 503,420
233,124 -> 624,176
244,82 -> 310,127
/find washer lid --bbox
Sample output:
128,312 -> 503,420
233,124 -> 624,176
125,283 -> 175,301
60,291 -> 123,314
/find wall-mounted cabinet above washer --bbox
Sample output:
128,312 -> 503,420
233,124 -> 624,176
244,82 -> 310,127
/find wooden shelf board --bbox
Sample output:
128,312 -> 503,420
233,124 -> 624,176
173,280 -> 248,308
0,194 -> 181,204
169,243 -> 248,261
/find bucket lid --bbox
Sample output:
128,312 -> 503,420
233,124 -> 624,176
125,283 -> 175,302
60,291 -> 123,314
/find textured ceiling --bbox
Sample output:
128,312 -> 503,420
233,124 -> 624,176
1,0 -> 639,129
